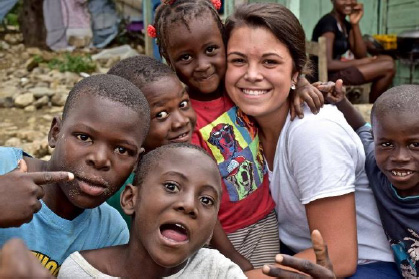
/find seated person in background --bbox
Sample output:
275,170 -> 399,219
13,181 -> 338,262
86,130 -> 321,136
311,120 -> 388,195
0,74 -> 150,275
323,81 -> 418,279
58,143 -> 336,279
312,0 -> 395,103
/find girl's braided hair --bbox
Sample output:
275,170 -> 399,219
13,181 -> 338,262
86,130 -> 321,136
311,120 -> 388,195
153,0 -> 225,62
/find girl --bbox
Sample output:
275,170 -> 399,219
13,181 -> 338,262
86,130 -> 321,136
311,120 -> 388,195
224,3 -> 398,278
312,0 -> 395,103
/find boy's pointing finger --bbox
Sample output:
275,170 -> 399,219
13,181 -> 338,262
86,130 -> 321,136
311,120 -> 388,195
29,172 -> 74,185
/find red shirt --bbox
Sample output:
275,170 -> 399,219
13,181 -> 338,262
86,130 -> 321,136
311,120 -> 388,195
191,94 -> 275,233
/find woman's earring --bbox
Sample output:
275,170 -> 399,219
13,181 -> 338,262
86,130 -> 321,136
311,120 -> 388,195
291,83 -> 296,90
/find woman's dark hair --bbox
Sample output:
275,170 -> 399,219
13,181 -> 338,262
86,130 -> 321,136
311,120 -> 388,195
153,0 -> 225,62
225,3 -> 310,75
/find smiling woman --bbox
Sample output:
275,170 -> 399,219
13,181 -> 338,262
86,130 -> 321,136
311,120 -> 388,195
224,3 -> 398,278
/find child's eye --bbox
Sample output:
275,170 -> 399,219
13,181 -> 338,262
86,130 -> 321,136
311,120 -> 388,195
179,54 -> 192,62
409,142 -> 419,149
200,196 -> 214,206
76,134 -> 92,142
206,46 -> 218,55
179,100 -> 189,109
156,111 -> 169,120
380,142 -> 393,148
115,146 -> 129,155
164,182 -> 180,193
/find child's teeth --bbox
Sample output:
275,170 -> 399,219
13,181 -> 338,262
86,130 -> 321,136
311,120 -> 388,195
391,170 -> 413,177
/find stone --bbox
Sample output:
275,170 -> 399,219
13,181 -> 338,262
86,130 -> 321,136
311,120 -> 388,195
29,87 -> 54,99
4,33 -> 23,45
16,130 -> 45,142
14,93 -> 35,108
4,137 -> 21,147
33,95 -> 49,108
20,77 -> 30,87
14,69 -> 28,78
24,105 -> 36,112
64,71 -> 81,86
0,86 -> 19,98
0,97 -> 14,108
51,93 -> 68,106
26,47 -> 42,56
25,58 -> 39,72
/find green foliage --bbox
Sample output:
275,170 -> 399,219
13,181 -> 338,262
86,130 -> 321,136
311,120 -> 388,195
47,54 -> 96,74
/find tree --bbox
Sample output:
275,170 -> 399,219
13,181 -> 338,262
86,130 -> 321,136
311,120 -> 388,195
18,0 -> 46,48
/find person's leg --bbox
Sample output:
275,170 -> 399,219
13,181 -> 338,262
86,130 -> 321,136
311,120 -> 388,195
347,261 -> 402,279
356,55 -> 395,103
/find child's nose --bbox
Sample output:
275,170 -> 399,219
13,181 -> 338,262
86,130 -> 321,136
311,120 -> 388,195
391,146 -> 411,162
175,194 -> 198,219
171,111 -> 189,129
86,144 -> 111,171
196,56 -> 211,72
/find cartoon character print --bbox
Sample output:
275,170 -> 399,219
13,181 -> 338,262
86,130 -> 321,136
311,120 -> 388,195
390,228 -> 419,278
201,106 -> 266,202
235,109 -> 257,139
226,156 -> 257,199
208,123 -> 243,160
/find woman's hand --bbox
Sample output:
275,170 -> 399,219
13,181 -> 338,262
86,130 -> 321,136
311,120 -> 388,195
349,2 -> 364,25
262,230 -> 336,279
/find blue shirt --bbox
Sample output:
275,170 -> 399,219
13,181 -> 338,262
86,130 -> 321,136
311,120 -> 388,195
0,147 -> 129,276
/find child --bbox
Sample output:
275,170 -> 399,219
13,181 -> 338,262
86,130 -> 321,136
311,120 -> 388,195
151,0 -> 325,269
106,55 -> 197,227
325,82 -> 417,278
58,143 -> 336,279
0,74 -> 150,275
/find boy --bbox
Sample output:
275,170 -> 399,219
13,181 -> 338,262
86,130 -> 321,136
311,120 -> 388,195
106,55 -> 197,226
58,143 -> 336,279
0,74 -> 150,275
326,81 -> 417,278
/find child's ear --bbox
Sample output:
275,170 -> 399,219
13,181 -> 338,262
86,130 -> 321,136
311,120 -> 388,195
121,184 -> 139,216
48,115 -> 62,148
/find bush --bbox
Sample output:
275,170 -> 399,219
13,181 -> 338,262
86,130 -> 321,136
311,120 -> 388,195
47,54 -> 96,73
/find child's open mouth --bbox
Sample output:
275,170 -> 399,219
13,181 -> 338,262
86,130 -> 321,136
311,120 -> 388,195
160,223 -> 189,243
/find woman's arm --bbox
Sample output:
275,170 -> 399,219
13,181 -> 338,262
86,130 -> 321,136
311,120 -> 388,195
323,32 -> 374,71
348,2 -> 367,58
292,194 -> 358,277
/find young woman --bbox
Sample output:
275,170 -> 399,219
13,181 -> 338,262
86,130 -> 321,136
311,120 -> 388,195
224,3 -> 399,279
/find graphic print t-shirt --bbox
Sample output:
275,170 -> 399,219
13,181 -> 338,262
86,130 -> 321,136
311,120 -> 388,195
191,95 -> 274,233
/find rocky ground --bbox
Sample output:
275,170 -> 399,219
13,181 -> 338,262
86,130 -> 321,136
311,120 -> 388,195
0,33 -> 127,159
0,33 -> 372,160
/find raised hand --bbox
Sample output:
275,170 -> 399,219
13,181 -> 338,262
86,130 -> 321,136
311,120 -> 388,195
313,79 -> 346,105
0,238 -> 53,278
0,159 -> 74,228
262,230 -> 336,279
349,2 -> 364,25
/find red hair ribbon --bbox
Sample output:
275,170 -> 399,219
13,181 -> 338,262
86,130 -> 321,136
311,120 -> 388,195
163,0 -> 175,4
147,25 -> 157,38
211,0 -> 221,10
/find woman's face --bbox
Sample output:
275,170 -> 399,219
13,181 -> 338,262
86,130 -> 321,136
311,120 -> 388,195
225,25 -> 298,119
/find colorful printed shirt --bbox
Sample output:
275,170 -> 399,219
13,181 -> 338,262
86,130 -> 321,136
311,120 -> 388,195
191,94 -> 275,233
